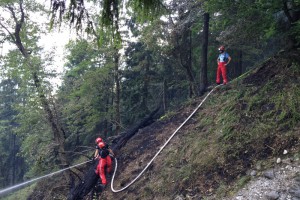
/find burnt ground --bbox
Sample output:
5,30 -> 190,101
104,100 -> 205,199
96,49 -> 300,200
24,49 -> 300,200
89,48 -> 300,200
116,100 -> 201,170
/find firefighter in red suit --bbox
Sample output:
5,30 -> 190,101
216,45 -> 232,85
94,138 -> 115,186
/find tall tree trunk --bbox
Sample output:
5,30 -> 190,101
110,86 -> 115,134
141,54 -> 150,112
176,8 -> 197,97
8,132 -> 15,186
114,50 -> 121,134
282,0 -> 300,49
12,133 -> 16,185
105,89 -> 113,137
236,50 -> 243,77
176,29 -> 197,98
188,29 -> 196,97
199,13 -> 209,95
162,79 -> 167,113
113,0 -> 121,135
184,29 -> 197,98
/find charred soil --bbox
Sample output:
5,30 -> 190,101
26,49 -> 300,200
99,49 -> 300,200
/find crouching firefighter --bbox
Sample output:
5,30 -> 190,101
94,138 -> 115,187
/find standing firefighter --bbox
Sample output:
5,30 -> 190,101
216,45 -> 232,85
94,137 -> 115,187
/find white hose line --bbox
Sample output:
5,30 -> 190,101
0,160 -> 92,197
111,85 -> 220,193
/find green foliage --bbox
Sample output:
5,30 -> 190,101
203,0 -> 298,68
290,20 -> 300,46
0,78 -> 26,188
58,39 -> 116,147
0,0 -> 66,189
1,48 -> 56,180
129,0 -> 164,23
264,22 -> 277,39
14,100 -> 56,178
1,0 -> 300,198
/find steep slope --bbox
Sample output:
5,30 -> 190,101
99,49 -> 300,200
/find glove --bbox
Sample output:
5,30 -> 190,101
92,156 -> 99,161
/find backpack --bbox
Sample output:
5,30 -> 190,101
99,146 -> 109,158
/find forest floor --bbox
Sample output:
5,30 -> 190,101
14,49 -> 300,200
97,49 -> 300,200
101,119 -> 300,200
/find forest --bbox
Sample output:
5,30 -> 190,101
0,0 -> 300,199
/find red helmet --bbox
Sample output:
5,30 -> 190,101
95,137 -> 102,144
98,142 -> 105,149
218,45 -> 225,51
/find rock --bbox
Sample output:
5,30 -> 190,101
284,150 -> 288,155
294,176 -> 300,184
186,194 -> 201,200
289,187 -> 300,197
263,170 -> 275,179
223,159 -> 300,200
250,170 -> 257,176
282,158 -> 293,165
265,191 -> 280,200
256,163 -> 262,170
276,158 -> 281,163
174,195 -> 184,200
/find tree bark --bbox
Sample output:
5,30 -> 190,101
236,50 -> 243,77
113,0 -> 121,135
175,29 -> 197,97
162,79 -> 167,113
141,54 -> 150,112
199,13 -> 209,95
187,29 -> 196,98
173,7 -> 197,98
114,50 -> 121,135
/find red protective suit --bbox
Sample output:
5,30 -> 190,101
96,156 -> 112,185
216,62 -> 228,85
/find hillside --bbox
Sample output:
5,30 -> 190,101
4,49 -> 299,200
98,49 -> 300,200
